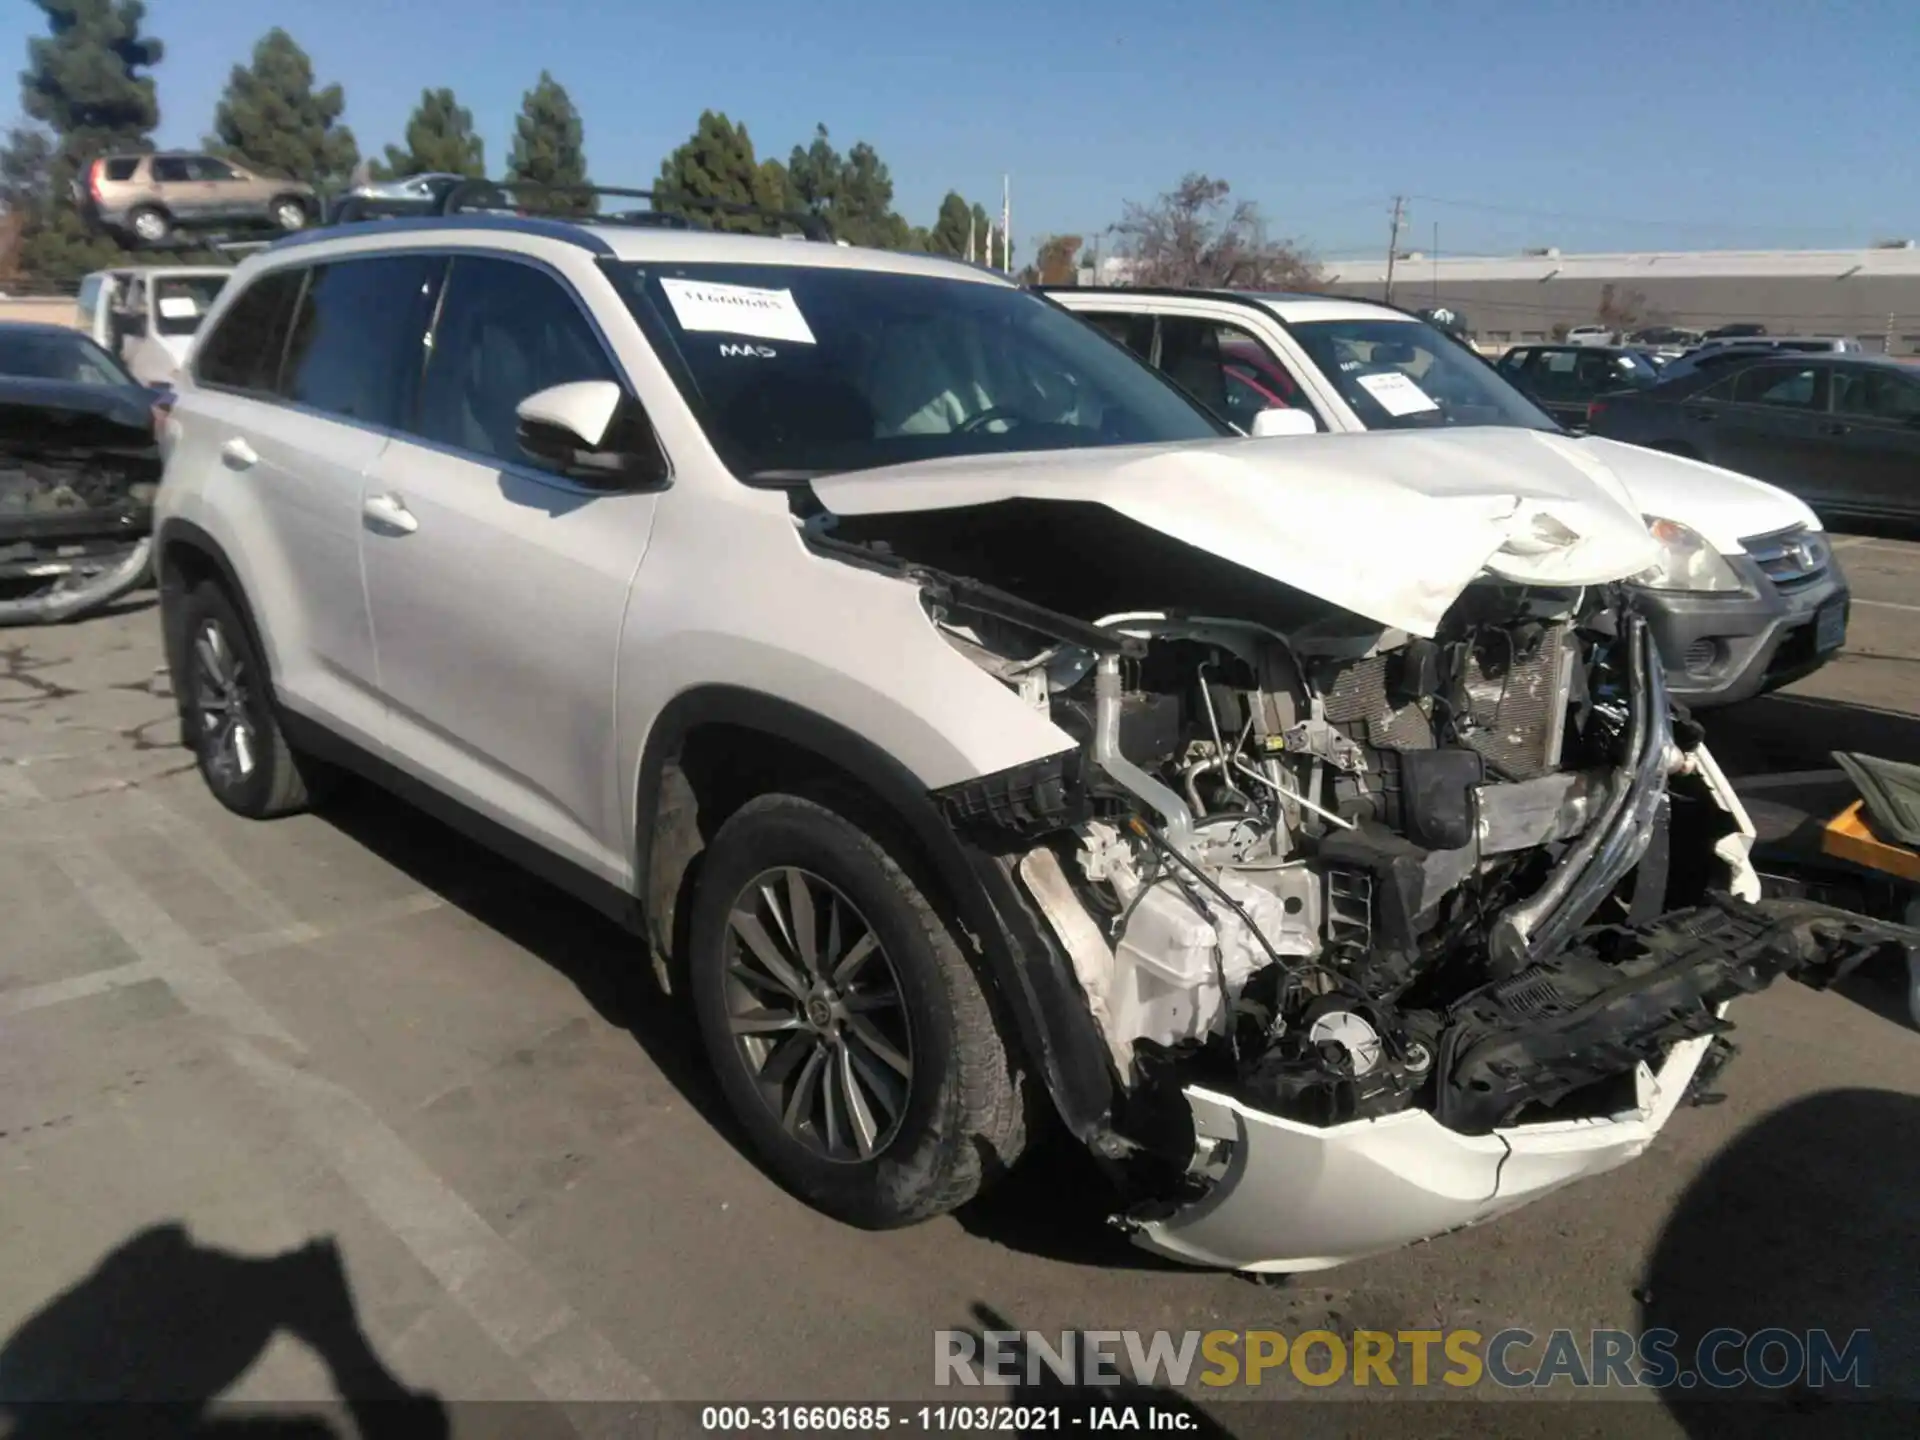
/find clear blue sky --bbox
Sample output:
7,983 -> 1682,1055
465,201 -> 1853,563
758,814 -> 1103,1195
6,0 -> 1916,259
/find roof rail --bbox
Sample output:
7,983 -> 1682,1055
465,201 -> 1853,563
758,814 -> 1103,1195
438,180 -> 834,243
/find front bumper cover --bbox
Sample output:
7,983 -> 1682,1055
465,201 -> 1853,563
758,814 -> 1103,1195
1638,550 -> 1848,709
1127,896 -> 1918,1273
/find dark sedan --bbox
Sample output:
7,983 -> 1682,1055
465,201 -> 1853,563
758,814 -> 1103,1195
1493,343 -> 1663,430
0,322 -> 164,626
1588,353 -> 1920,525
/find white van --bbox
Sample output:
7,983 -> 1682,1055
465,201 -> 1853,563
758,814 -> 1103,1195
77,264 -> 233,388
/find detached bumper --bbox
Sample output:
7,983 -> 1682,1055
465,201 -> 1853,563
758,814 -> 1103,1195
1130,1030 -> 1717,1274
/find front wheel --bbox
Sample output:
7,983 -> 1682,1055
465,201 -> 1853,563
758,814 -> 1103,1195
269,197 -> 311,232
688,793 -> 1028,1228
173,581 -> 324,818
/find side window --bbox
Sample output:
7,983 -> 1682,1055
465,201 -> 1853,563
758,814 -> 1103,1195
189,157 -> 241,182
1214,326 -> 1319,427
150,156 -> 191,184
412,256 -> 620,467
1732,364 -> 1822,410
1079,311 -> 1155,362
194,269 -> 307,393
1834,367 -> 1920,422
280,254 -> 444,427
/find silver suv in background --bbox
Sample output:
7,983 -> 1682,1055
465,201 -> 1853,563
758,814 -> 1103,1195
77,152 -> 317,247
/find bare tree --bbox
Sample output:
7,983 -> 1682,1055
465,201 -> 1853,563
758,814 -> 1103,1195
1111,174 -> 1319,289
1596,283 -> 1651,334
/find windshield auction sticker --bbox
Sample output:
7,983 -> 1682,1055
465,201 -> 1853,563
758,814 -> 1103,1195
659,278 -> 817,345
1356,369 -> 1440,416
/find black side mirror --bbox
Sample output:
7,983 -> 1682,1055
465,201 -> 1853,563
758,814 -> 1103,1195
515,380 -> 670,489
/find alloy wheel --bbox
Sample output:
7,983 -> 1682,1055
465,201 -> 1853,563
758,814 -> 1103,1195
721,866 -> 915,1163
133,211 -> 167,242
273,201 -> 306,230
191,619 -> 257,792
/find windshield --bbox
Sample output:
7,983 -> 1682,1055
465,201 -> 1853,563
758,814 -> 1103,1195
607,262 -> 1229,478
1289,318 -> 1559,433
0,329 -> 135,387
151,274 -> 229,336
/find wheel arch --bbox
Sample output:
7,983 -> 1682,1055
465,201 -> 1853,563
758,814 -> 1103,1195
633,684 -> 1120,1147
155,519 -> 273,714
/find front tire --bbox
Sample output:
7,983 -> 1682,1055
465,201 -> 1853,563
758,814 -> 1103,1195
269,197 -> 310,232
689,794 -> 1028,1228
173,581 -> 320,819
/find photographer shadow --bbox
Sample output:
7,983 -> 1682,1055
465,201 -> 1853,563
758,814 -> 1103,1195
0,1223 -> 446,1440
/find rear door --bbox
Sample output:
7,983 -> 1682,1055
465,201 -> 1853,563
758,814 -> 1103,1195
1826,364 -> 1920,521
359,253 -> 662,882
184,254 -> 443,749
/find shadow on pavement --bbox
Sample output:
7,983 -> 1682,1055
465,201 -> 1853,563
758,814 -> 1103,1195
1642,1088 -> 1920,1437
0,1223 -> 446,1439
314,775 -> 741,1144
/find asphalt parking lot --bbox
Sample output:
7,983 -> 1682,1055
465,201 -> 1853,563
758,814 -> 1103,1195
2,533 -> 1918,1434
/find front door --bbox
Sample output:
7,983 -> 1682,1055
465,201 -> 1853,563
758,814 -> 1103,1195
360,254 -> 661,882
1704,361 -> 1833,502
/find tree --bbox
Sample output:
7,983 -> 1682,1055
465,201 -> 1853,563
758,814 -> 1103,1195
1596,282 -> 1651,334
1111,174 -> 1318,290
206,28 -> 357,190
656,110 -> 789,233
5,0 -> 166,285
786,123 -> 909,249
378,88 -> 484,179
924,191 -> 974,258
1029,233 -> 1083,285
507,70 -> 588,212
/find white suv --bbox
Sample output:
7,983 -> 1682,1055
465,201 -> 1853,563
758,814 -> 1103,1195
153,199 -> 1908,1275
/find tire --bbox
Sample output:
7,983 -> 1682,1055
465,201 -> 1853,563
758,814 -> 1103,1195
128,206 -> 171,245
689,793 -> 1028,1228
173,580 -> 321,819
269,197 -> 310,232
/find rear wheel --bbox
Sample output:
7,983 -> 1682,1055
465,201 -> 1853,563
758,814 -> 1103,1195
128,206 -> 171,245
689,793 -> 1028,1228
173,581 -> 323,818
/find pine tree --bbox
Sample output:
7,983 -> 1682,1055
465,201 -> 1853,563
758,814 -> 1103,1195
206,28 -> 358,191
378,88 -> 484,179
506,71 -> 588,214
4,0 -> 166,284
925,192 -> 974,258
785,123 -> 909,249
656,110 -> 789,234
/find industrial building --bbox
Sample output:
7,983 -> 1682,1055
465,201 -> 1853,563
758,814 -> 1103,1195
1313,242 -> 1920,354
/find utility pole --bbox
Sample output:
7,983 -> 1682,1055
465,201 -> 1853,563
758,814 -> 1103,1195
1384,195 -> 1406,303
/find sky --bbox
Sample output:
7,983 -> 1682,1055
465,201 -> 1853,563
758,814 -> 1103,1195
5,0 -> 1917,261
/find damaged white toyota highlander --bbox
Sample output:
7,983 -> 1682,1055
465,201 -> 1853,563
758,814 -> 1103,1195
154,191 -> 1917,1275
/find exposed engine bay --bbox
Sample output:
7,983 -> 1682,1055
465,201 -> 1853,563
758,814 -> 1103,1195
805,495 -> 1917,1175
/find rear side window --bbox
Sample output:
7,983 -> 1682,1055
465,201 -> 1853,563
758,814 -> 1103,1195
194,268 -> 306,393
280,254 -> 444,428
412,256 -> 618,465
104,157 -> 139,182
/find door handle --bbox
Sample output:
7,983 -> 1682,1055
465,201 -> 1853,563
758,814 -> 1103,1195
1683,408 -> 1716,423
362,492 -> 418,535
1818,422 -> 1849,437
220,437 -> 259,469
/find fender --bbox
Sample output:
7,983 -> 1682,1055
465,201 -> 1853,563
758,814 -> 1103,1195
634,684 -> 1119,1145
153,517 -> 261,714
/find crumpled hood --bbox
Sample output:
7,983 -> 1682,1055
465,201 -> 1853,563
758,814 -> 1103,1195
812,428 -> 1661,637
1558,433 -> 1818,550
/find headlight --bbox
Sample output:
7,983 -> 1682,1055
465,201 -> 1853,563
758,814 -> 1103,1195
1635,516 -> 1745,592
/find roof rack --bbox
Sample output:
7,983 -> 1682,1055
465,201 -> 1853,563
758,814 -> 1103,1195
437,180 -> 835,243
